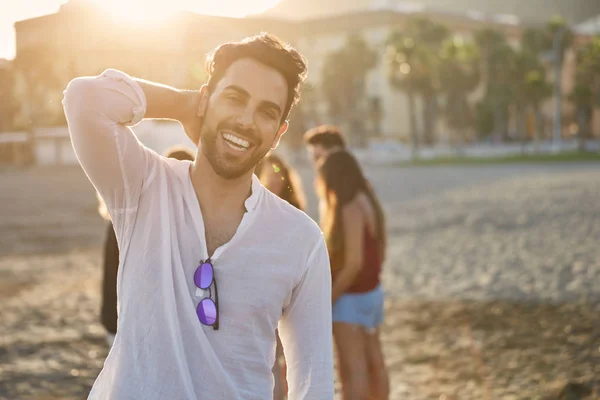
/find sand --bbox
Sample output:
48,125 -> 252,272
1,163 -> 599,400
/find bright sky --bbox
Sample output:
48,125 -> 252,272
0,0 -> 282,60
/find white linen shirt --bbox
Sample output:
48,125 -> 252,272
63,69 -> 334,400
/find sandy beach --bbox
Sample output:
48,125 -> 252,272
1,162 -> 599,399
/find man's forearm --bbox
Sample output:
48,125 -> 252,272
135,79 -> 198,122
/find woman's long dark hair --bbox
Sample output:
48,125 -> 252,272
318,151 -> 386,272
257,153 -> 306,211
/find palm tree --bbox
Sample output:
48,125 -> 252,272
474,28 -> 519,141
385,31 -> 420,157
570,36 -> 600,151
321,34 -> 377,147
511,50 -> 542,148
367,96 -> 383,137
438,37 -> 480,151
412,19 -> 449,146
386,18 -> 449,152
321,52 -> 346,124
545,16 -> 573,144
284,83 -> 318,156
520,21 -> 573,145
523,69 -> 553,151
519,27 -> 554,147
522,28 -> 548,56
570,82 -> 594,152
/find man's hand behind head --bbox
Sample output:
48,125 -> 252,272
178,90 -> 203,147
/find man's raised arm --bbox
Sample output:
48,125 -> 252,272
63,69 -> 200,215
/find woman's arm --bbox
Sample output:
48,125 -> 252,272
331,201 -> 364,303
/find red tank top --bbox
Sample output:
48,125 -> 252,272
346,226 -> 382,293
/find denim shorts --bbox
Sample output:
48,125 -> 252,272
332,285 -> 384,330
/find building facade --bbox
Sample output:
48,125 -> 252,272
9,1 -> 597,143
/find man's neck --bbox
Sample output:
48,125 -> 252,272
189,152 -> 253,214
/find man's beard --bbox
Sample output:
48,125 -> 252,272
199,120 -> 271,180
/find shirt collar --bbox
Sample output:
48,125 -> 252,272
181,160 -> 262,213
244,174 -> 262,213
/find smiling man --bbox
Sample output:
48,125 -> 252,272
63,33 -> 333,399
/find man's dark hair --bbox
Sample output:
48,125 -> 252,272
204,32 -> 307,122
303,125 -> 346,149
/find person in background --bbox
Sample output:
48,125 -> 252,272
257,152 -> 306,210
98,146 -> 195,347
303,124 -> 346,166
303,125 -> 346,223
317,150 -> 389,400
256,152 -> 306,400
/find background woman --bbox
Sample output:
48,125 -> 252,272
317,150 -> 389,400
257,152 -> 306,211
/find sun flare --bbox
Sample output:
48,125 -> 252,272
91,1 -> 179,23
88,0 -> 281,22
1,0 -> 283,59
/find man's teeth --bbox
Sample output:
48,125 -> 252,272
222,132 -> 250,149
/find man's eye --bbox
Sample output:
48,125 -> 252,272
262,110 -> 277,119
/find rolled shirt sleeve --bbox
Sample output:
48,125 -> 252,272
63,69 -> 159,251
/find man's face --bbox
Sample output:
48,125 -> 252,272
307,144 -> 328,168
199,58 -> 289,180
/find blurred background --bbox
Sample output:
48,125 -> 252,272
0,1 -> 599,399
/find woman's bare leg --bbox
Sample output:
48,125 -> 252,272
365,327 -> 389,400
334,322 -> 370,400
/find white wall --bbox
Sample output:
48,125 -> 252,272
29,121 -> 195,166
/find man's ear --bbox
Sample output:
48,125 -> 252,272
197,85 -> 209,118
271,120 -> 289,150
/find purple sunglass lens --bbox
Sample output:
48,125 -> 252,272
193,261 -> 213,289
197,298 -> 217,326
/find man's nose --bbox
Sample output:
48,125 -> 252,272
235,106 -> 255,130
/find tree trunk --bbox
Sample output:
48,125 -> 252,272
431,97 -> 438,145
577,107 -> 589,153
493,102 -> 503,142
408,90 -> 419,160
552,41 -> 564,147
422,95 -> 437,146
516,105 -> 527,154
456,97 -> 468,157
533,105 -> 543,154
501,104 -> 510,142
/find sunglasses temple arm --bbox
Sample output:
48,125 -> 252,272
213,278 -> 219,331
